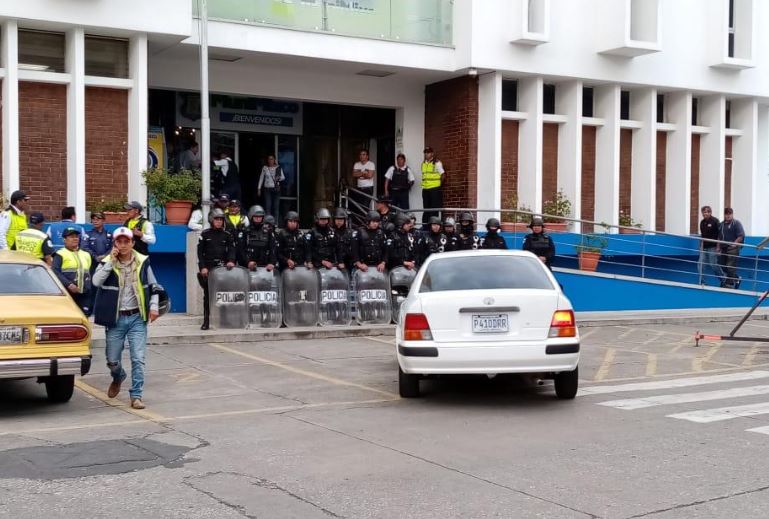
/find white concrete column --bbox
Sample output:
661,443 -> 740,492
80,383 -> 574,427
630,87 -> 657,230
518,77 -> 543,212
754,104 -> 769,236
477,72 -> 502,223
665,91 -> 692,235
555,80 -> 582,232
594,84 -> 621,229
698,95 -> 726,220
395,93 -> 426,216
128,34 -> 149,207
1,20 -> 19,196
66,28 -> 86,222
731,98 -> 761,235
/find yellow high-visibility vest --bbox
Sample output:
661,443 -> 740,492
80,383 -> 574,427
4,208 -> 27,249
15,228 -> 47,259
421,161 -> 442,190
55,248 -> 92,291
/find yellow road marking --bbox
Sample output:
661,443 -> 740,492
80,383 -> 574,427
645,353 -> 658,377
743,344 -> 760,367
0,419 -> 149,436
173,371 -> 202,384
692,343 -> 722,372
577,328 -> 598,341
593,348 -> 616,382
209,343 -> 399,399
75,379 -> 167,422
365,336 -> 396,345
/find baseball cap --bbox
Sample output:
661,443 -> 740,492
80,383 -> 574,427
91,212 -> 105,220
124,201 -> 143,212
10,190 -> 30,203
29,212 -> 45,225
423,146 -> 434,153
217,194 -> 231,203
113,227 -> 133,241
62,227 -> 80,238
229,199 -> 241,207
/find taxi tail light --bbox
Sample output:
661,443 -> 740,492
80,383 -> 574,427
35,325 -> 89,343
404,313 -> 433,341
549,310 -> 576,338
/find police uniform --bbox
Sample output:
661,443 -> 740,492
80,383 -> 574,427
457,222 -> 480,250
420,228 -> 447,263
52,241 -> 93,315
0,206 -> 27,250
124,215 -> 152,255
276,226 -> 306,270
241,221 -> 277,268
305,224 -> 338,269
386,225 -> 419,270
481,219 -> 508,250
352,225 -> 387,267
334,223 -> 354,269
14,227 -> 54,261
225,212 -> 249,238
87,227 -> 113,261
523,231 -> 556,270
197,222 -> 238,328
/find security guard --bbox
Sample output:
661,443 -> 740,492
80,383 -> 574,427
420,216 -> 446,263
443,217 -> 460,252
522,216 -> 556,270
276,211 -> 305,270
386,213 -> 419,271
457,212 -> 480,250
197,208 -> 237,330
0,190 -> 30,250
13,212 -> 54,265
123,201 -> 155,255
481,218 -> 508,250
352,211 -> 387,273
333,207 -> 354,270
304,208 -> 338,270
241,205 -> 277,272
52,227 -> 93,315
420,146 -> 445,226
87,212 -> 113,262
225,200 -> 249,237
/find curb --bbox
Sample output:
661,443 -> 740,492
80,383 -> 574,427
576,313 -> 769,328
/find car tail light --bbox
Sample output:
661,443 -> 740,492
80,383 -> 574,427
549,310 -> 576,338
404,313 -> 433,341
35,325 -> 89,344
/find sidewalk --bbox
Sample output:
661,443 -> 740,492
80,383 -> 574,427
90,307 -> 769,347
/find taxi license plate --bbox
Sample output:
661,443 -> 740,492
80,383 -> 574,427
472,314 -> 509,334
0,326 -> 24,345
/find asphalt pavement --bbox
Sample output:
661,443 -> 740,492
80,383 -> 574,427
3,321 -> 769,518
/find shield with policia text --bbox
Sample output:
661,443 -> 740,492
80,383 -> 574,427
389,266 -> 417,324
319,268 -> 351,326
282,266 -> 320,327
208,266 -> 249,329
353,269 -> 392,325
248,268 -> 282,328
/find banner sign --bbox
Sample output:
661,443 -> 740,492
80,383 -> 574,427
177,92 -> 302,135
147,126 -> 166,170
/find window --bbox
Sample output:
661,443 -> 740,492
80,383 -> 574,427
692,97 -> 700,126
727,0 -> 754,61
725,100 -> 732,129
419,256 -> 555,293
502,80 -> 518,112
85,36 -> 129,78
18,29 -> 65,72
527,0 -> 547,35
620,90 -> 631,120
543,84 -> 556,115
656,94 -> 665,123
629,0 -> 659,43
728,0 -> 735,57
582,87 -> 594,117
0,265 -> 63,295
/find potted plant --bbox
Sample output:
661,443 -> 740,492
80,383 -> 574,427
575,232 -> 608,272
542,189 -> 571,233
618,210 -> 643,234
142,168 -> 201,225
89,196 -> 129,224
500,194 -> 533,232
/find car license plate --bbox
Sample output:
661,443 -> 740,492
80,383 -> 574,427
472,314 -> 509,334
0,326 -> 24,345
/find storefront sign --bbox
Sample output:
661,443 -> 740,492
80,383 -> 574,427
177,92 -> 302,135
147,126 -> 166,170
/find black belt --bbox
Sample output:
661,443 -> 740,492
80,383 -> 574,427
119,308 -> 140,316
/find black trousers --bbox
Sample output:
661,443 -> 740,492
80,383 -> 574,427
719,246 -> 740,286
197,273 -> 210,321
421,187 -> 443,225
390,190 -> 410,211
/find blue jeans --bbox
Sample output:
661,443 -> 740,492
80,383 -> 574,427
263,188 -> 280,220
105,313 -> 147,399
699,248 -> 724,285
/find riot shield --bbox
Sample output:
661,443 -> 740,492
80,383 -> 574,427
389,266 -> 417,324
208,267 -> 249,329
353,269 -> 392,325
248,268 -> 282,329
282,266 -> 320,327
319,268 -> 351,326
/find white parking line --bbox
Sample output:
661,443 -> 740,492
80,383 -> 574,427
668,401 -> 769,423
746,425 -> 769,436
578,370 -> 769,396
598,385 -> 769,410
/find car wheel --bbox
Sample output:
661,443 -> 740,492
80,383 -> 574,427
45,375 -> 75,403
398,366 -> 421,398
554,366 -> 578,400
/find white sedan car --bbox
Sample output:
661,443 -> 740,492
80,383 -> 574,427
396,250 -> 580,399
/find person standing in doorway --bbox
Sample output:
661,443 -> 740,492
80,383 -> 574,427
215,150 -> 242,202
0,190 -> 30,250
384,154 -> 414,210
258,155 -> 285,221
123,201 -> 156,256
698,205 -> 724,286
718,208 -> 745,289
420,147 -> 444,226
352,149 -> 376,218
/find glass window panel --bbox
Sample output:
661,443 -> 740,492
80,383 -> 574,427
85,36 -> 129,78
18,30 -> 65,72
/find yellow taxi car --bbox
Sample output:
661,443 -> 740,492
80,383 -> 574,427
0,250 -> 91,402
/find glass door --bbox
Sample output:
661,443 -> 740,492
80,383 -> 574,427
278,135 -> 299,219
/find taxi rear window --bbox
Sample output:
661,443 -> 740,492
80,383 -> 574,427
0,264 -> 63,295
420,255 -> 555,292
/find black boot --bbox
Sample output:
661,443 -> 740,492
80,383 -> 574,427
200,319 -> 209,331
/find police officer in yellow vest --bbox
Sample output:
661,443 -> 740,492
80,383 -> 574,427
13,212 -> 54,265
0,190 -> 30,250
52,227 -> 94,316
420,147 -> 445,228
124,201 -> 156,256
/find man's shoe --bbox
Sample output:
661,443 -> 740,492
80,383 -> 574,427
200,322 -> 209,331
130,398 -> 146,410
107,379 -> 122,398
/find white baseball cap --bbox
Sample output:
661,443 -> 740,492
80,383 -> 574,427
113,227 -> 133,241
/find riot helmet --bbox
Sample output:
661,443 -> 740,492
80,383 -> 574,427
264,215 -> 276,228
209,208 -> 226,225
366,210 -> 381,225
428,216 -> 442,233
486,217 -> 501,231
285,211 -> 300,223
529,216 -> 545,231
316,208 -> 332,220
459,211 -> 475,224
443,217 -> 456,228
334,207 -> 348,219
248,205 -> 266,219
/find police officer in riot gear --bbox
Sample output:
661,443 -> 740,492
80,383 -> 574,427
305,208 -> 338,269
443,217 -> 460,252
333,207 -> 354,270
352,210 -> 387,273
481,218 -> 508,250
197,208 -> 237,330
376,196 -> 396,233
420,216 -> 446,262
457,211 -> 480,250
523,216 -> 556,270
276,211 -> 305,270
386,213 -> 419,271
241,205 -> 277,272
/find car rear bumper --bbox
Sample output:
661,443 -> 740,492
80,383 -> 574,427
397,342 -> 579,374
0,356 -> 91,379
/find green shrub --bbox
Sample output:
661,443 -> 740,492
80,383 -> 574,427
142,168 -> 201,206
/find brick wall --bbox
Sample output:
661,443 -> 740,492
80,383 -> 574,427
619,129 -> 632,218
501,120 -> 518,209
655,132 -> 667,231
581,126 -> 596,229
19,82 -> 67,219
85,87 -> 128,211
424,76 -> 478,212
690,134 -> 701,234
542,123 -> 559,206
725,136 -> 733,208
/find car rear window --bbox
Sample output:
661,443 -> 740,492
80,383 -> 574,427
419,255 -> 555,293
0,264 -> 64,295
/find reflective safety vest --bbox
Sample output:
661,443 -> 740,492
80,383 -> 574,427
126,216 -> 149,254
227,214 -> 247,229
421,161 -> 442,190
93,252 -> 152,328
15,228 -> 48,259
55,248 -> 92,292
4,208 -> 27,249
